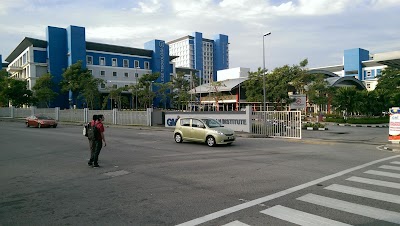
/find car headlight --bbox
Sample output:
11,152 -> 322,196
215,131 -> 224,135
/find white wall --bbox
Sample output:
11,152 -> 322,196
217,67 -> 250,81
165,106 -> 252,132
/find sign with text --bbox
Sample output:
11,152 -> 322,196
165,112 -> 250,132
389,107 -> 400,143
290,94 -> 306,109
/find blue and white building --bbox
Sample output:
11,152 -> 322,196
310,48 -> 400,91
168,32 -> 229,84
4,25 -> 229,109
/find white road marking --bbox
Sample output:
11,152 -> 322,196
379,165 -> 400,171
325,184 -> 400,204
298,194 -> 400,224
221,220 -> 251,226
175,155 -> 400,226
364,170 -> 400,179
103,170 -> 130,177
346,176 -> 400,189
391,161 -> 400,165
261,205 -> 351,226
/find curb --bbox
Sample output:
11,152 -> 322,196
333,123 -> 388,128
383,144 -> 400,152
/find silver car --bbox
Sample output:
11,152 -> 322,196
173,117 -> 235,147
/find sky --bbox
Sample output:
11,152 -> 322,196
1,0 -> 400,72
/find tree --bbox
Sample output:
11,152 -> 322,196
170,72 -> 191,110
137,72 -> 159,109
155,81 -> 173,109
2,79 -> 34,107
102,86 -> 125,110
82,77 -> 104,109
331,87 -> 361,117
60,61 -> 102,108
208,81 -> 226,111
0,70 -> 10,107
375,66 -> 400,109
306,74 -> 331,113
243,67 -> 264,103
32,73 -> 58,108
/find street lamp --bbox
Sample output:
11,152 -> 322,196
263,32 -> 271,111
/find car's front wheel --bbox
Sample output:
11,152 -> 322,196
206,136 -> 216,147
53,125 -> 57,128
174,133 -> 183,143
26,122 -> 29,127
38,123 -> 41,128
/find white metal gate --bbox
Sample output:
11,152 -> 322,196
251,111 -> 302,139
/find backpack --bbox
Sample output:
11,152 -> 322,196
87,122 -> 100,140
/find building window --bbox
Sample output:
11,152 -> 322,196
123,59 -> 129,68
125,85 -> 129,88
100,57 -> 105,66
135,73 -> 139,78
367,83 -> 371,89
88,69 -> 93,75
134,60 -> 139,68
124,72 -> 129,77
100,83 -> 106,89
113,72 -> 117,77
144,61 -> 150,69
112,58 -> 117,67
100,71 -> 105,77
112,84 -> 117,89
87,56 -> 93,65
376,69 -> 382,77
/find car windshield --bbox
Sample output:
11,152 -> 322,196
37,115 -> 52,120
202,119 -> 222,128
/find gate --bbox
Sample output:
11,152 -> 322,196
251,111 -> 302,139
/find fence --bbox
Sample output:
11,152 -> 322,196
252,110 -> 302,139
0,107 -> 151,126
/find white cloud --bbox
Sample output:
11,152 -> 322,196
133,0 -> 162,13
1,0 -> 400,72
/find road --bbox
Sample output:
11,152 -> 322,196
0,121 -> 399,225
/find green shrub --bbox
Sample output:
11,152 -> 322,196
302,122 -> 325,129
324,116 -> 389,124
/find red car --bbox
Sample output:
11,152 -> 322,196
26,114 -> 58,128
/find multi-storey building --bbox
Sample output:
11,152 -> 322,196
4,26 -> 231,109
310,48 -> 400,91
5,25 -> 174,109
168,32 -> 229,84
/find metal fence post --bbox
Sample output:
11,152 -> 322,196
83,108 -> 88,124
147,108 -> 153,126
10,106 -> 14,118
31,106 -> 36,116
55,107 -> 60,121
246,105 -> 252,133
113,108 -> 117,125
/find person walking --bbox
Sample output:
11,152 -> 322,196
87,114 -> 97,166
91,114 -> 106,168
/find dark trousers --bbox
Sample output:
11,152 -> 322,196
89,140 -> 102,165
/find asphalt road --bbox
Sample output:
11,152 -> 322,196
0,121 -> 399,226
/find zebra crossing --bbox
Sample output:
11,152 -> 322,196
222,160 -> 400,226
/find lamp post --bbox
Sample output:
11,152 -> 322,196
263,32 -> 271,111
